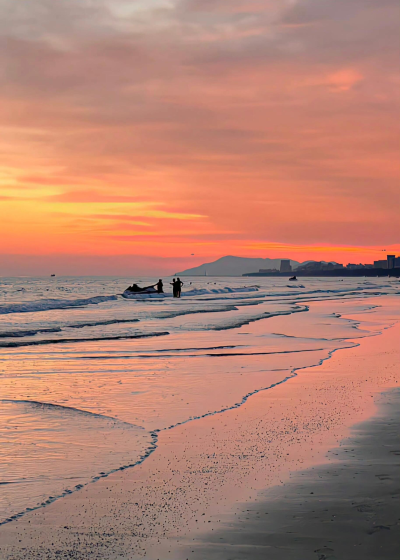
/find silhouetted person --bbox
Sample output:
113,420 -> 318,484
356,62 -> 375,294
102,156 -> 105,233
176,277 -> 183,298
155,279 -> 164,294
170,278 -> 178,297
128,283 -> 142,292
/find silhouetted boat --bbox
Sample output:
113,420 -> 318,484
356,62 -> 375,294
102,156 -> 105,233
123,284 -> 158,296
289,276 -> 297,281
51,274 -> 55,277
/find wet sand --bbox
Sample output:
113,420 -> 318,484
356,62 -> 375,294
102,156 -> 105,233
182,388 -> 400,560
0,305 -> 399,559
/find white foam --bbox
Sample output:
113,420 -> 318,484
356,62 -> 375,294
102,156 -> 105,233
0,295 -> 118,315
122,286 -> 259,299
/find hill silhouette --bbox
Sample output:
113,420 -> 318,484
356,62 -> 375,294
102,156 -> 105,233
176,256 -> 301,276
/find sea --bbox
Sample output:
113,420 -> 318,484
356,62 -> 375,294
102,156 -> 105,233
0,275 -> 399,525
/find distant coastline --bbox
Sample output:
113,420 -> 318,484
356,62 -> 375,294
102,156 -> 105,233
177,254 -> 400,278
243,268 -> 400,278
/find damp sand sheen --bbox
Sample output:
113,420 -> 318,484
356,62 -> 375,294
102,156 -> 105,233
0,276 -> 399,558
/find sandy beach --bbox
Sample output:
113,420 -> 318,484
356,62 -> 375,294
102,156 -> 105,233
185,387 -> 400,560
0,297 -> 399,559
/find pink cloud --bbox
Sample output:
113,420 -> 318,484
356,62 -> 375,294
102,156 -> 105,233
325,68 -> 364,91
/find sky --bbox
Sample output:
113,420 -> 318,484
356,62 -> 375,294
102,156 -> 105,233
0,0 -> 399,275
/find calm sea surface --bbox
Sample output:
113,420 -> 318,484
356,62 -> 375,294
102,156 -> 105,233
0,275 -> 399,523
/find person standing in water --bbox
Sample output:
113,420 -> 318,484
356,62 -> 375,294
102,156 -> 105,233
170,278 -> 178,297
155,279 -> 164,294
176,277 -> 183,298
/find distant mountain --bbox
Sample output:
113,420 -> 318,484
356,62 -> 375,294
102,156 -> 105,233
176,256 -> 301,276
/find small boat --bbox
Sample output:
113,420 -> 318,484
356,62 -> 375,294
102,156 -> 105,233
51,274 -> 56,277
289,275 -> 297,281
125,285 -> 157,294
123,284 -> 159,297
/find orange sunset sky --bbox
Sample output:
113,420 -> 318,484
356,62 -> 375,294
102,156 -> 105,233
1,0 -> 399,275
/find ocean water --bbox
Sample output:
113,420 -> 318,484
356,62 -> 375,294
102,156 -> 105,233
0,275 -> 399,524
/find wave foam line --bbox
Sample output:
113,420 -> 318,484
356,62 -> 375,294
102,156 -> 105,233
122,286 -> 259,299
153,305 -> 237,319
0,399 -> 142,429
137,347 -> 333,358
211,305 -> 308,331
0,295 -> 119,315
0,318 -> 140,340
0,331 -> 169,348
0,327 -> 62,339
80,347 -> 336,361
68,318 -> 139,329
81,345 -> 240,359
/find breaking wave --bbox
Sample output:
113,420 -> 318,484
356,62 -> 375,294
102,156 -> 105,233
0,331 -> 169,348
122,286 -> 259,299
211,305 -> 308,331
0,295 -> 119,315
0,318 -> 140,339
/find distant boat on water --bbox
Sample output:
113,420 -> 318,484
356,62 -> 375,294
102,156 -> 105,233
51,274 -> 56,277
289,275 -> 297,281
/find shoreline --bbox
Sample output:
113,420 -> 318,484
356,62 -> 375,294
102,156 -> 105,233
0,300 -> 399,559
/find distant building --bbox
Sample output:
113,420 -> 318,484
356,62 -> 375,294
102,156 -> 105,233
387,255 -> 396,269
346,263 -> 373,270
297,261 -> 343,272
374,260 -> 388,269
280,260 -> 292,273
297,262 -> 323,271
395,257 -> 400,268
